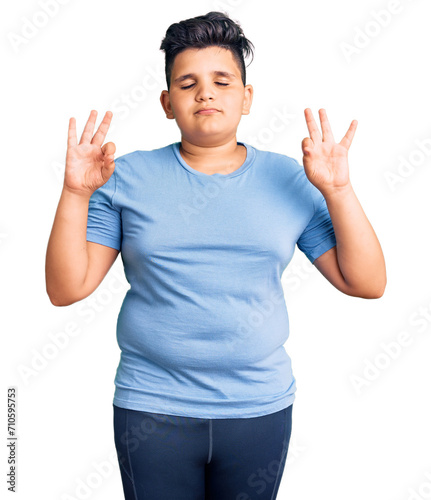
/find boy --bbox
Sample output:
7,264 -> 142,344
46,10 -> 386,500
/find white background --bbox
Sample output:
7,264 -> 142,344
2,0 -> 431,499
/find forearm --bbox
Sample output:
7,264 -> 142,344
324,182 -> 386,297
45,187 -> 91,305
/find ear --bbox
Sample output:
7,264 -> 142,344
160,90 -> 175,119
241,84 -> 253,116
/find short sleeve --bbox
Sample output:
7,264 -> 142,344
297,189 -> 337,264
86,167 -> 122,251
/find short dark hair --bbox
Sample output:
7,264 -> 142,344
159,11 -> 255,91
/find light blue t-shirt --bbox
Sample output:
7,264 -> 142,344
86,141 -> 336,419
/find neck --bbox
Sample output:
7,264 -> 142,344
179,136 -> 241,169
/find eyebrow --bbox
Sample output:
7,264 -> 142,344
173,71 -> 237,84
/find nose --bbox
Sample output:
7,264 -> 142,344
195,80 -> 215,102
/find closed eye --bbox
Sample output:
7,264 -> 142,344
181,82 -> 229,90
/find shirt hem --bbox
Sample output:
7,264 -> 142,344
307,236 -> 337,264
112,393 -> 295,419
86,234 -> 121,251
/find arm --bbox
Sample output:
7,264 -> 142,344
45,187 -> 119,306
301,108 -> 386,299
313,183 -> 386,298
45,109 -> 118,306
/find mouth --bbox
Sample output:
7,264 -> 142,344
195,108 -> 220,115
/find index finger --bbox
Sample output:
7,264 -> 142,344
91,111 -> 113,147
304,108 -> 322,145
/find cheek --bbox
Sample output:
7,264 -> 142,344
171,101 -> 188,120
228,91 -> 245,107
228,96 -> 246,114
170,93 -> 187,111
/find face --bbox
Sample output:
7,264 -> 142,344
160,46 -> 253,147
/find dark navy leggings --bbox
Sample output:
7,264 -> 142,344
113,403 -> 293,500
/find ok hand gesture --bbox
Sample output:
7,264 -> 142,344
64,110 -> 115,197
301,108 -> 357,198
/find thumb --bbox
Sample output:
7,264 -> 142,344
101,141 -> 116,156
301,137 -> 313,156
101,142 -> 116,172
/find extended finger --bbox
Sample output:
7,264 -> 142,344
304,108 -> 322,145
68,117 -> 77,148
91,111 -> 113,147
79,110 -> 98,145
340,119 -> 358,150
319,109 -> 335,143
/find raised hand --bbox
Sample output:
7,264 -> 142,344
64,110 -> 115,197
301,108 -> 358,197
